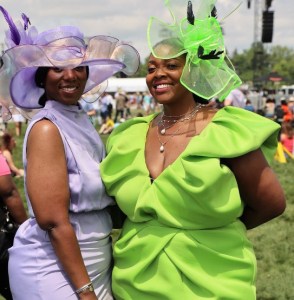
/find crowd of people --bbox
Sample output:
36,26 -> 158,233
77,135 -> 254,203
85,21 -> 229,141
79,89 -> 160,136
0,1 -> 289,300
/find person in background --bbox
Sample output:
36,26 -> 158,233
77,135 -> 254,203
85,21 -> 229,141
244,99 -> 255,112
135,92 -> 143,109
114,90 -> 126,123
1,133 -> 24,177
264,98 -> 276,119
224,87 -> 246,108
100,1 -> 286,299
100,92 -> 114,121
124,93 -> 132,119
99,115 -> 115,135
0,6 -> 139,300
87,92 -> 102,126
80,98 -> 97,125
0,151 -> 27,300
142,91 -> 152,115
281,99 -> 293,123
280,121 -> 293,155
11,109 -> 26,137
288,96 -> 294,127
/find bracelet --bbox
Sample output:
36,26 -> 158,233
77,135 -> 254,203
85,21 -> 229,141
75,282 -> 94,295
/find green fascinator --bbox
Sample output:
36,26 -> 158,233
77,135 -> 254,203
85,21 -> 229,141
147,0 -> 242,101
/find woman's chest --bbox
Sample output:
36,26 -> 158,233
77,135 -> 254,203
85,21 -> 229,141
145,123 -> 195,180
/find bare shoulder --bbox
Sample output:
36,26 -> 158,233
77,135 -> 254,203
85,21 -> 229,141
29,119 -> 60,140
30,119 -> 58,134
2,149 -> 11,158
27,119 -> 63,153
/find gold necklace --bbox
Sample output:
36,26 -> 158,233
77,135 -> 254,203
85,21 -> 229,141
156,104 -> 202,153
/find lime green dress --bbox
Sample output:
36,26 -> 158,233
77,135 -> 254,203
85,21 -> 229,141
100,107 -> 280,300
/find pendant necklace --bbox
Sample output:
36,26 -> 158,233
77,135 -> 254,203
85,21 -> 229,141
157,104 -> 202,153
157,123 -> 186,153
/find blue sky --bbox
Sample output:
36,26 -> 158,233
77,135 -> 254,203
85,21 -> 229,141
0,0 -> 293,61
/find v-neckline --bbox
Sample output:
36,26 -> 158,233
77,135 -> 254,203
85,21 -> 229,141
143,109 -> 221,184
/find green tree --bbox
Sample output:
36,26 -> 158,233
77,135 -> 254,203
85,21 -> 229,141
229,44 -> 294,88
268,46 -> 294,83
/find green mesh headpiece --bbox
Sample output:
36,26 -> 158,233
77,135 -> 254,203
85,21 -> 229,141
147,0 -> 242,101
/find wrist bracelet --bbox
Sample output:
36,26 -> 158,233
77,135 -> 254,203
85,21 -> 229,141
75,282 -> 94,295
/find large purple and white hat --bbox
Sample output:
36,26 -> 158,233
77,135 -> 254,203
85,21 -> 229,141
0,6 -> 140,115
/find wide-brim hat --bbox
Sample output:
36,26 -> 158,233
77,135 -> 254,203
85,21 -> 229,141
0,5 -> 140,115
0,25 -> 139,110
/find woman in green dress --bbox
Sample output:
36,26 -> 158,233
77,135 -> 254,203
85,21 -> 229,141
100,1 -> 286,299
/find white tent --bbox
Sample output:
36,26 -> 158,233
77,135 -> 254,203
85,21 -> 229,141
105,77 -> 148,93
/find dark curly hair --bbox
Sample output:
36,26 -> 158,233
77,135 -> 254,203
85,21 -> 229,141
1,132 -> 13,150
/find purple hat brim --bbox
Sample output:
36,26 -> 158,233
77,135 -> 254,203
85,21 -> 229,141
2,30 -> 140,109
10,60 -> 126,109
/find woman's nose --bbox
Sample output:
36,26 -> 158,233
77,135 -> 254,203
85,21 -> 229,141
62,69 -> 77,80
154,66 -> 166,77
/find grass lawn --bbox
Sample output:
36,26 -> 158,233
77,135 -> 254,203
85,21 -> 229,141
2,118 -> 294,300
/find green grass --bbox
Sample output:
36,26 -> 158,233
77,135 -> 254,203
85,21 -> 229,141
3,120 -> 294,300
247,160 -> 294,300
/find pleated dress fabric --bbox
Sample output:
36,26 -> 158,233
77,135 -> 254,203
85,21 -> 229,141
100,106 -> 280,300
9,100 -> 114,300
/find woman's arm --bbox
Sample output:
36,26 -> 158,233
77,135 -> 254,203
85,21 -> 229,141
26,120 -> 97,299
224,149 -> 286,229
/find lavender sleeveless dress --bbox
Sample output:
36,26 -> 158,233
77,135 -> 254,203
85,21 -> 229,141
9,100 -> 114,300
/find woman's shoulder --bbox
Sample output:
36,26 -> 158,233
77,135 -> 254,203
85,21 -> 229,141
28,119 -> 61,143
26,119 -> 65,160
1,148 -> 10,154
1,149 -> 11,159
185,106 -> 281,161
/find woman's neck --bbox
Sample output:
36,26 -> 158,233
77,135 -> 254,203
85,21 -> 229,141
162,101 -> 198,118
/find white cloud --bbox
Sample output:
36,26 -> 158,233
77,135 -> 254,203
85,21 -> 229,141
0,0 -> 293,61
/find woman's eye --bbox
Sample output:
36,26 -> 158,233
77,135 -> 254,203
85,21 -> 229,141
75,66 -> 85,72
167,64 -> 178,70
52,67 -> 62,72
147,67 -> 156,73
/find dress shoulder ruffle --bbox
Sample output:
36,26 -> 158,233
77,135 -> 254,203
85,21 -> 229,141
183,106 -> 280,162
106,107 -> 279,163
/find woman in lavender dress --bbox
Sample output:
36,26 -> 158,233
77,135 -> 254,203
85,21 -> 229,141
0,7 -> 139,300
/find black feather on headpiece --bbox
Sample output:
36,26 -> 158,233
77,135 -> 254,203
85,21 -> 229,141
211,6 -> 218,18
187,1 -> 195,25
198,46 -> 224,60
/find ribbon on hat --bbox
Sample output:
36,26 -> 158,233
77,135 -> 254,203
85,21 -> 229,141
147,0 -> 242,101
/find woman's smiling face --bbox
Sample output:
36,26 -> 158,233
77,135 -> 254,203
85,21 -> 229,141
44,66 -> 88,105
146,53 -> 191,105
